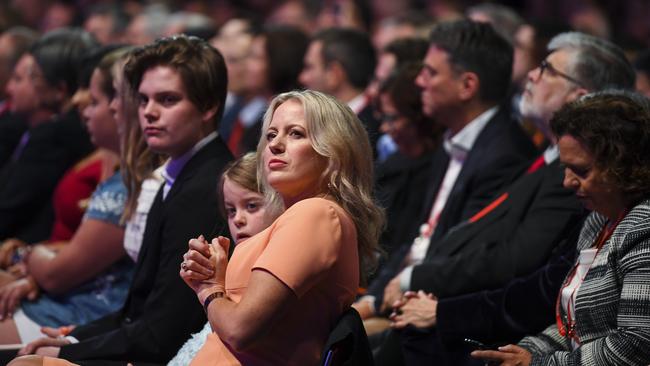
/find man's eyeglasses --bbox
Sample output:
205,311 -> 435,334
538,60 -> 584,87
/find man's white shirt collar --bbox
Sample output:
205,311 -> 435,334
443,106 -> 498,161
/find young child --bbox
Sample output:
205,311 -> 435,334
168,152 -> 280,365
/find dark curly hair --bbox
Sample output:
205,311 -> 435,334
550,90 -> 650,205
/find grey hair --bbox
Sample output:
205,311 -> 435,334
167,11 -> 216,39
140,4 -> 171,40
548,32 -> 634,91
466,3 -> 523,45
579,89 -> 650,112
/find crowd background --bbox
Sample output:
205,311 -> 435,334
1,0 -> 650,49
2,0 -> 650,117
2,0 -> 650,365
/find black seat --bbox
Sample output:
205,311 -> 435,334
321,307 -> 374,366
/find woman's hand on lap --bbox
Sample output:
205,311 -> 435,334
471,344 -> 532,366
0,277 -> 38,319
181,235 -> 229,299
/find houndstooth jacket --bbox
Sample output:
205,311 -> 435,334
519,199 -> 650,366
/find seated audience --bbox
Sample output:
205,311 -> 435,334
356,19 -> 538,322
181,90 -> 384,365
0,44 -> 127,263
374,62 -> 442,257
0,47 -> 133,346
372,30 -> 636,366
0,27 -> 38,169
368,37 -> 429,162
210,16 -> 258,149
371,11 -> 434,51
168,152 -> 281,365
299,27 -> 382,158
11,35 -> 233,364
366,37 -> 430,105
0,28 -> 96,244
472,91 -> 650,366
228,25 -> 308,157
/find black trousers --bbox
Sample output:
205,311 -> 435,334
373,327 -> 484,366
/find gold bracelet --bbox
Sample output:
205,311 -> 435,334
203,291 -> 224,312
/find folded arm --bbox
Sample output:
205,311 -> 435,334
27,219 -> 125,294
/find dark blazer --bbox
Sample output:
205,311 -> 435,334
0,109 -> 93,243
382,235 -> 578,366
374,166 -> 587,366
410,160 -> 587,298
374,151 -> 434,256
367,106 -> 536,307
59,137 -> 233,364
0,111 -> 27,169
424,106 -> 537,244
435,221 -> 582,346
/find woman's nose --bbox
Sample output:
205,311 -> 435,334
268,135 -> 284,154
563,169 -> 579,190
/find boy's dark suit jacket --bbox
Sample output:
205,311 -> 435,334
59,137 -> 233,365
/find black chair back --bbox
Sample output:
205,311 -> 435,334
321,307 -> 374,366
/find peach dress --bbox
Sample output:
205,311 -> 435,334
190,197 -> 359,366
43,197 -> 358,366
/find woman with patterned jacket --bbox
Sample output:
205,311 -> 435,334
473,91 -> 650,365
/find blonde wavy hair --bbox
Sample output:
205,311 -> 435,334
256,90 -> 385,285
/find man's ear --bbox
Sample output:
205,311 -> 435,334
565,87 -> 589,104
458,71 -> 480,102
325,61 -> 345,91
202,104 -> 219,123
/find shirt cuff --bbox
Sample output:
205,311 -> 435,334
358,295 -> 376,315
65,336 -> 79,344
399,266 -> 413,292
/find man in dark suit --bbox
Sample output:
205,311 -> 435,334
18,35 -> 233,365
299,27 -> 382,157
357,19 -> 537,318
407,31 -> 636,300
377,32 -> 636,366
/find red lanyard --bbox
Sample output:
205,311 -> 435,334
555,211 -> 627,343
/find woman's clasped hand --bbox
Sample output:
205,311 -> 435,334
180,235 -> 230,299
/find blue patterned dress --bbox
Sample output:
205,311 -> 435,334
21,171 -> 134,327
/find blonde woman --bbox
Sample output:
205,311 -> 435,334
181,90 -> 384,365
